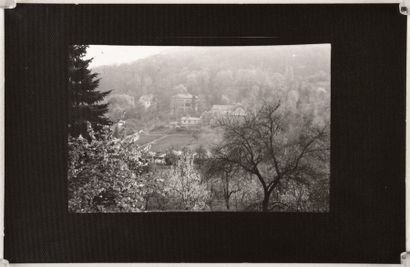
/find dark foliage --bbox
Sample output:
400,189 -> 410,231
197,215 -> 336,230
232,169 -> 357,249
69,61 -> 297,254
68,45 -> 112,139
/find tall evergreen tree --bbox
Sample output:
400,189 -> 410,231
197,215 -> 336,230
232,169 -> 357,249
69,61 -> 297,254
68,45 -> 111,139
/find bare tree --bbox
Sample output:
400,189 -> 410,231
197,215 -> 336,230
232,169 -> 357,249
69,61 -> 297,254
204,159 -> 242,210
212,102 -> 329,212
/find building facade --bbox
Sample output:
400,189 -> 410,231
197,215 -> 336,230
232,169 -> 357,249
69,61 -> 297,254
180,116 -> 201,127
170,93 -> 199,115
203,104 -> 246,126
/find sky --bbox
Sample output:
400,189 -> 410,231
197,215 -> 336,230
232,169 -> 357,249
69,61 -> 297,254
85,44 -> 330,68
85,45 -> 175,68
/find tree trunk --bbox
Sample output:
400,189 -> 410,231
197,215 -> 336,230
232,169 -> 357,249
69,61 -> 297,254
225,195 -> 230,210
224,173 -> 230,210
144,196 -> 149,211
262,192 -> 270,212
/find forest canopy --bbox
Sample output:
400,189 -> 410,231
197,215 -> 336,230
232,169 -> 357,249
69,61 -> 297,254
94,45 -> 330,127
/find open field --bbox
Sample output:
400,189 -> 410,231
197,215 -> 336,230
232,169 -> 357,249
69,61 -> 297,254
134,126 -> 223,153
136,133 -> 197,152
150,134 -> 196,152
136,133 -> 164,145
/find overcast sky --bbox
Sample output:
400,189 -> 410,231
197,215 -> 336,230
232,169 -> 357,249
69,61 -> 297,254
85,44 -> 330,68
85,45 -> 175,68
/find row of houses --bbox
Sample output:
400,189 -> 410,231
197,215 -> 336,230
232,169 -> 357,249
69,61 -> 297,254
138,92 -> 246,128
173,103 -> 246,128
139,92 -> 200,114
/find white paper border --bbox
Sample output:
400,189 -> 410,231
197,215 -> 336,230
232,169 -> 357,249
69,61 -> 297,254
8,0 -> 407,4
7,0 -> 401,4
0,1 -> 406,266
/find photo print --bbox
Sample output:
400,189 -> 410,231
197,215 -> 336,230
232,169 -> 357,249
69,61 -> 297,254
68,44 -> 330,213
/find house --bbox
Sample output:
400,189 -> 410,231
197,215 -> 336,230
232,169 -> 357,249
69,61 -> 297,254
210,105 -> 234,115
180,116 -> 201,127
205,104 -> 246,126
153,153 -> 166,165
139,94 -> 157,109
209,104 -> 246,116
112,119 -> 126,139
232,106 -> 246,116
172,150 -> 183,156
170,93 -> 199,115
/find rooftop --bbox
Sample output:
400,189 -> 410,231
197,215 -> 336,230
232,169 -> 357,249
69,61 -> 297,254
181,116 -> 201,120
172,93 -> 193,99
210,105 -> 236,111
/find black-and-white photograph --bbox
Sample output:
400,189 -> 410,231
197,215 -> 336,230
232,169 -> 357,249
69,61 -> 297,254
68,44 -> 330,213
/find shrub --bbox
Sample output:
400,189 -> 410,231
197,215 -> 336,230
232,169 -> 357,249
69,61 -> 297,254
164,149 -> 211,211
68,126 -> 152,212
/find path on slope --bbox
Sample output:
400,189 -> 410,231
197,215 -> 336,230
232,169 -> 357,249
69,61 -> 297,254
141,134 -> 170,148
